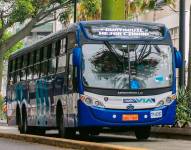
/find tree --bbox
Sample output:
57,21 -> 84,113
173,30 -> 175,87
102,0 -> 125,20
187,5 -> 191,91
0,0 -> 73,92
101,0 -> 175,20
77,0 -> 101,21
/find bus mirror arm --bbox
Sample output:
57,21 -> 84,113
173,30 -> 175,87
174,47 -> 182,68
73,47 -> 82,67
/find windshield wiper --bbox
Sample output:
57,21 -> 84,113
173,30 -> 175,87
104,41 -> 123,64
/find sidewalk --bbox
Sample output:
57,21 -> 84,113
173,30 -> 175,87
0,120 -> 7,126
151,127 -> 191,140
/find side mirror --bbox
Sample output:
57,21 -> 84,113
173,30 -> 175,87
174,48 -> 182,68
73,47 -> 82,67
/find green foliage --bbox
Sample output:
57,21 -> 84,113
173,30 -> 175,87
0,27 -> 24,59
10,0 -> 36,23
78,0 -> 101,21
81,0 -> 101,16
102,0 -> 125,20
125,0 -> 175,19
176,88 -> 191,127
0,94 -> 6,120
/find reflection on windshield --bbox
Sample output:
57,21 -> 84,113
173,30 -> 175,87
82,44 -> 172,90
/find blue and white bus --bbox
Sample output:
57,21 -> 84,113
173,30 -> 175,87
6,21 -> 181,140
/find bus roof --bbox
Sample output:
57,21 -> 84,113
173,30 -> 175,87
9,24 -> 77,60
9,20 -> 170,60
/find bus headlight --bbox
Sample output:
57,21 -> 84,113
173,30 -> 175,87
165,94 -> 176,105
156,100 -> 165,107
80,95 -> 105,108
156,94 -> 176,107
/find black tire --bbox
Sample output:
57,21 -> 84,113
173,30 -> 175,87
58,109 -> 75,138
20,110 -> 28,134
90,130 -> 100,136
134,126 -> 151,140
79,128 -> 90,137
17,111 -> 22,132
32,128 -> 46,135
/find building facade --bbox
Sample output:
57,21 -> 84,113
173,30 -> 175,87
1,12 -> 64,96
132,0 -> 190,62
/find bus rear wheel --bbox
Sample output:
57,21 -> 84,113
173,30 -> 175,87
20,109 -> 28,134
58,110 -> 75,138
134,126 -> 151,140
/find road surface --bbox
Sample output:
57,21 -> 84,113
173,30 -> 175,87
0,126 -> 191,150
0,137 -> 73,150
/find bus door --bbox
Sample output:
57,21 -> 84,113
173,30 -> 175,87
66,32 -> 78,127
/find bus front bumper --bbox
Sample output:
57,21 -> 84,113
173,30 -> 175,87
78,100 -> 176,127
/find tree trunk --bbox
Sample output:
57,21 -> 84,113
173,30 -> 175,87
0,18 -> 38,55
0,52 -> 3,94
0,18 -> 38,94
187,5 -> 191,91
101,0 -> 125,20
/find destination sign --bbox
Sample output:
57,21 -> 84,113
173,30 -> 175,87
82,23 -> 164,40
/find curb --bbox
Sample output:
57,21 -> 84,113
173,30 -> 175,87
0,132 -> 147,150
151,127 -> 191,136
151,127 -> 191,140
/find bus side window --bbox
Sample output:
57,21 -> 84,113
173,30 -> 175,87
48,44 -> 57,75
61,39 -> 66,54
55,40 -> 61,56
20,56 -> 25,81
57,38 -> 66,73
14,58 -> 19,83
41,47 -> 48,77
8,60 -> 13,85
33,50 -> 40,79
27,52 -> 33,80
67,32 -> 76,50
68,53 -> 74,91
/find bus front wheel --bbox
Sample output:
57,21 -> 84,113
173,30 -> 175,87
134,126 -> 151,140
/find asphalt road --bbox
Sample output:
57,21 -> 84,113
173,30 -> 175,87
1,126 -> 191,150
0,138 -> 75,150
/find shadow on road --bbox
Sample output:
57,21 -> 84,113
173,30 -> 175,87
45,131 -> 158,143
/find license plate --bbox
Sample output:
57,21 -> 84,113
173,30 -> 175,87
122,114 -> 139,121
150,110 -> 162,119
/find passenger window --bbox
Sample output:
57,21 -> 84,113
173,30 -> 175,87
60,38 -> 66,54
51,43 -> 56,58
9,73 -> 14,84
20,69 -> 26,81
9,60 -> 13,73
67,32 -> 76,49
41,61 -> 48,76
29,52 -> 34,65
36,50 -> 41,63
68,53 -> 73,91
18,56 -> 23,70
33,64 -> 40,79
57,55 -> 66,73
40,47 -> 44,61
14,58 -> 18,71
13,72 -> 17,83
16,71 -> 20,82
49,58 -> 57,75
55,40 -> 61,56
23,55 -> 28,68
47,44 -> 52,58
44,47 -> 48,60
27,66 -> 33,80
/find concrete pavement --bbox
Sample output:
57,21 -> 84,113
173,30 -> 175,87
0,126 -> 146,150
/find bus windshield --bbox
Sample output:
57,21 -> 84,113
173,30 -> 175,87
82,43 -> 172,90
